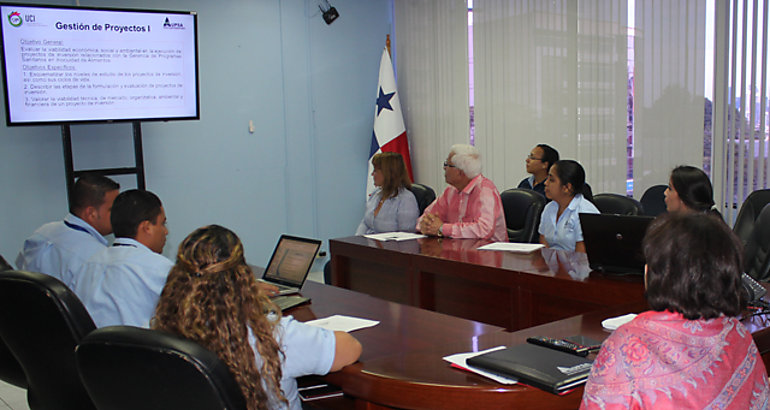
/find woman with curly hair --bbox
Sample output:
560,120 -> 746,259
152,225 -> 361,410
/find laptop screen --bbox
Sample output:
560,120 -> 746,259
579,213 -> 654,274
262,235 -> 321,287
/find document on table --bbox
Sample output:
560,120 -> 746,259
304,315 -> 379,332
601,313 -> 637,330
363,232 -> 427,241
443,346 -> 518,385
477,242 -> 545,253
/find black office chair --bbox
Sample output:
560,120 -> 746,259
500,188 -> 546,243
0,257 -> 27,389
734,189 -> 770,247
744,204 -> 770,282
408,183 -> 437,215
0,254 -> 10,271
593,193 -> 644,216
640,184 -> 668,217
0,270 -> 96,409
76,326 -> 247,410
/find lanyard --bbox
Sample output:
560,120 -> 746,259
63,220 -> 92,235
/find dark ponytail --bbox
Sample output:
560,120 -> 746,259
553,160 -> 592,201
670,166 -> 715,213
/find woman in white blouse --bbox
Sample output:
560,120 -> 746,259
356,152 -> 419,235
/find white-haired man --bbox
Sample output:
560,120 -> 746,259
417,144 -> 507,242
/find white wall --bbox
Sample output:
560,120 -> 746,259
0,0 -> 391,265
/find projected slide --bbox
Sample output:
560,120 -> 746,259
0,4 -> 199,124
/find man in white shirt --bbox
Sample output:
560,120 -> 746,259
16,174 -> 119,288
73,189 -> 172,328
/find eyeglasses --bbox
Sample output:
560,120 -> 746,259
443,161 -> 457,168
527,154 -> 543,161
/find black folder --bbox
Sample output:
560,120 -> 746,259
466,343 -> 593,394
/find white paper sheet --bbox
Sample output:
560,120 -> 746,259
363,232 -> 427,241
601,313 -> 637,330
477,242 -> 545,253
442,346 -> 518,385
304,315 -> 380,332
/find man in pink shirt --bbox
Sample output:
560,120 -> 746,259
417,144 -> 507,242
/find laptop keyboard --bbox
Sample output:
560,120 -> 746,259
272,295 -> 310,311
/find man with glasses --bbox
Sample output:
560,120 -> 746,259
416,144 -> 507,242
518,144 -> 559,197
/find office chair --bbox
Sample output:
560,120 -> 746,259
408,183 -> 437,215
593,193 -> 644,216
0,257 -> 26,388
0,254 -> 10,271
640,184 -> 668,217
76,326 -> 247,410
744,204 -> 770,282
0,270 -> 96,409
500,188 -> 546,243
733,189 -> 770,247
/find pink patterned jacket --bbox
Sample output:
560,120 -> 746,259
416,174 -> 507,242
581,310 -> 770,410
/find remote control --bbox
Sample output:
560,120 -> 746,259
526,336 -> 590,357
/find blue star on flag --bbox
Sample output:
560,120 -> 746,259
376,87 -> 395,115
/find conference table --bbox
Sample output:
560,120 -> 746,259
291,280 -> 597,409
328,236 -> 646,331
279,236 -> 770,408
291,280 -> 770,409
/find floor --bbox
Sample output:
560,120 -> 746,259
0,382 -> 27,410
0,265 -> 328,410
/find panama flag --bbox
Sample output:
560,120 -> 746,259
367,47 -> 414,197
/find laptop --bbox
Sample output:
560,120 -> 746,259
259,235 -> 322,296
579,213 -> 655,274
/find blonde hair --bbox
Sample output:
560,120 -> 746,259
152,225 -> 285,410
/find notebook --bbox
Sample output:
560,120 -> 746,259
579,213 -> 654,274
259,235 -> 322,295
466,343 -> 593,394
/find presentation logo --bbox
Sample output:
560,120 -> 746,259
7,11 -> 22,27
162,17 -> 185,30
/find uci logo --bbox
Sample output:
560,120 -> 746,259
7,11 -> 22,27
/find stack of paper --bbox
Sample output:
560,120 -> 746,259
477,242 -> 545,253
363,232 -> 427,241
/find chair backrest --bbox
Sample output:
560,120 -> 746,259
0,257 -> 27,389
734,189 -> 770,247
500,188 -> 547,243
744,204 -> 770,281
0,270 -> 96,409
408,183 -> 437,215
640,184 -> 668,217
0,254 -> 10,271
77,326 -> 247,410
593,193 -> 644,216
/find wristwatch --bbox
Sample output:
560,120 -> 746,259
437,225 -> 444,237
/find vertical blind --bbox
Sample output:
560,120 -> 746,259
394,0 -> 470,193
632,0 -> 707,197
713,0 -> 770,222
465,0 -> 629,193
394,1 -> 718,202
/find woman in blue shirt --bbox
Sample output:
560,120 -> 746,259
356,152 -> 419,235
539,160 -> 599,252
153,225 -> 362,410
